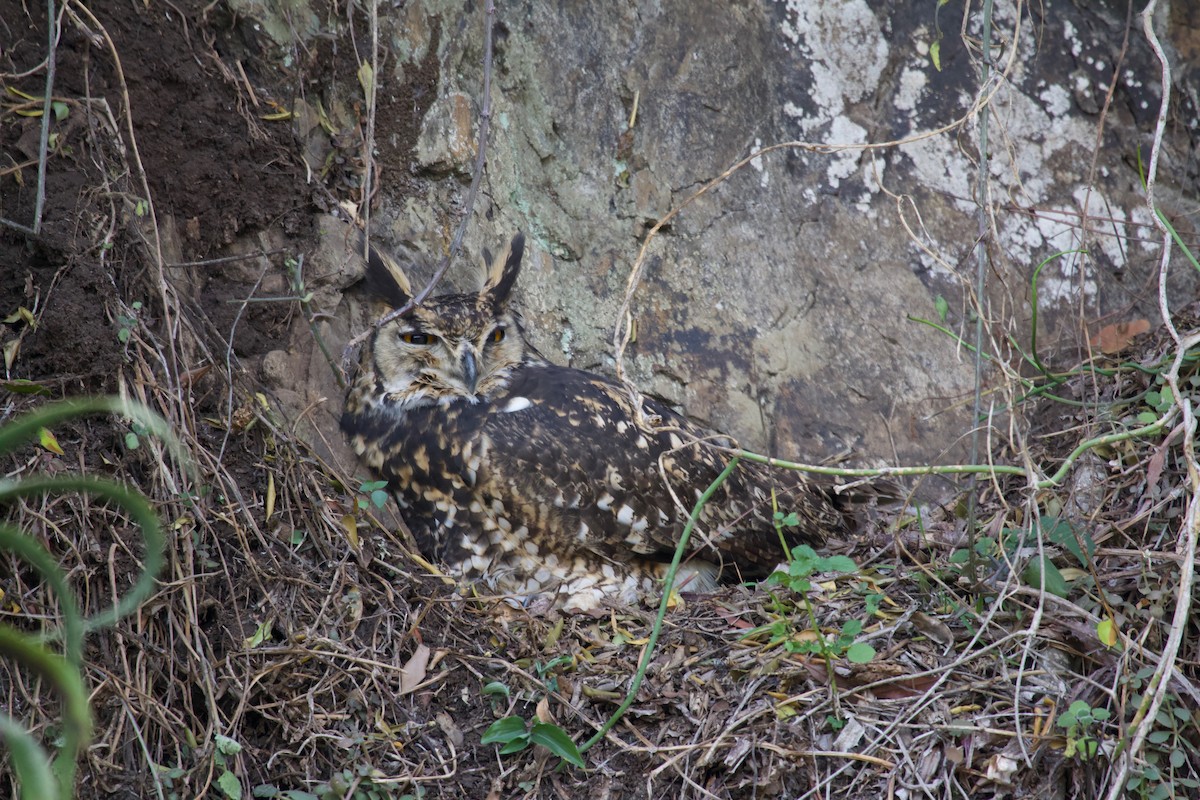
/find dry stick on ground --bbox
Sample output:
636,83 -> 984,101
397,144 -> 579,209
1102,5 -> 1200,796
340,0 -> 498,373
0,0 -> 56,235
355,0 -> 380,248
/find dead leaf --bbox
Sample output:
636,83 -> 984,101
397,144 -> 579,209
4,339 -> 20,371
435,712 -> 464,748
3,306 -> 36,327
265,471 -> 276,520
535,696 -> 554,725
911,611 -> 954,648
37,427 -> 64,456
399,643 -> 431,695
1090,319 -> 1150,354
341,513 -> 359,548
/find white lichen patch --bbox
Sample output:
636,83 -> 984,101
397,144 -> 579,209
751,137 -> 769,188
776,0 -> 889,133
825,117 -> 868,190
1129,206 -> 1161,254
895,66 -> 928,113
1038,82 -> 1072,117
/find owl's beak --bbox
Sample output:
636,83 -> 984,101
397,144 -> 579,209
460,348 -> 479,395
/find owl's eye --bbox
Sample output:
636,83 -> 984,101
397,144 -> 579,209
400,332 -> 435,345
487,327 -> 506,344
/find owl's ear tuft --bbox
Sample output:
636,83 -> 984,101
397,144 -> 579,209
482,232 -> 525,307
360,233 -> 414,310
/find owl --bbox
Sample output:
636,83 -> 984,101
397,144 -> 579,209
342,233 -> 859,611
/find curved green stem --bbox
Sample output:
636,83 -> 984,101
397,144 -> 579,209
0,397 -> 176,798
0,627 -> 92,797
0,525 -> 84,666
0,474 -> 165,634
729,407 -> 1171,490
0,396 -> 189,472
579,457 -> 740,753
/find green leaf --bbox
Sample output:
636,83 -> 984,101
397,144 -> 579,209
787,544 -> 818,564
125,431 -> 140,450
845,642 -> 876,663
1044,516 -> 1095,566
821,555 -> 857,573
1137,411 -> 1158,424
1023,556 -> 1069,597
51,101 -> 69,121
369,489 -> 388,508
1096,617 -> 1118,647
243,619 -> 272,648
481,716 -> 527,745
1,379 -> 51,396
930,40 -> 942,71
934,294 -> 949,323
529,723 -> 585,767
481,681 -> 510,699
37,427 -> 64,455
357,61 -> 375,98
218,769 -> 243,800
215,734 -> 242,755
498,737 -> 530,755
0,717 -> 58,800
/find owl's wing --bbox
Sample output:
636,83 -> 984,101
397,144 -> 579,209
478,363 -> 846,576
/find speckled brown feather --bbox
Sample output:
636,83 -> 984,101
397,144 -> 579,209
342,233 -> 855,609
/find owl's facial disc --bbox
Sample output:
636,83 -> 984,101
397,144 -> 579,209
392,325 -> 481,397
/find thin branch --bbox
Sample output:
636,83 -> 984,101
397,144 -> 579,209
1104,3 -> 1197,796
32,0 -> 57,234
342,0 -> 497,369
966,0 -> 996,582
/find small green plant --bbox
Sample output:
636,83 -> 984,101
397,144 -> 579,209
0,398 -> 178,800
947,515 -> 1094,600
480,716 -> 584,767
124,420 -> 149,450
212,735 -> 243,799
151,762 -> 187,800
479,656 -> 583,767
1121,669 -> 1200,800
115,300 -> 142,344
1057,700 -> 1111,761
357,480 -> 389,512
753,533 -> 876,665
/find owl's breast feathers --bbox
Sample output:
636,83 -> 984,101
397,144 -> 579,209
342,358 -> 851,581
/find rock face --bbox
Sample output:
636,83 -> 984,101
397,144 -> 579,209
235,0 -> 1198,486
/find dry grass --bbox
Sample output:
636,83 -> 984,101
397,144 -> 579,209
3,280 -> 1199,798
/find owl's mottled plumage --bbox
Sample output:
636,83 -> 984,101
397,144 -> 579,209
342,233 -> 856,610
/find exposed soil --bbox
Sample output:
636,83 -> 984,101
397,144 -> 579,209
3,2 -> 1200,800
